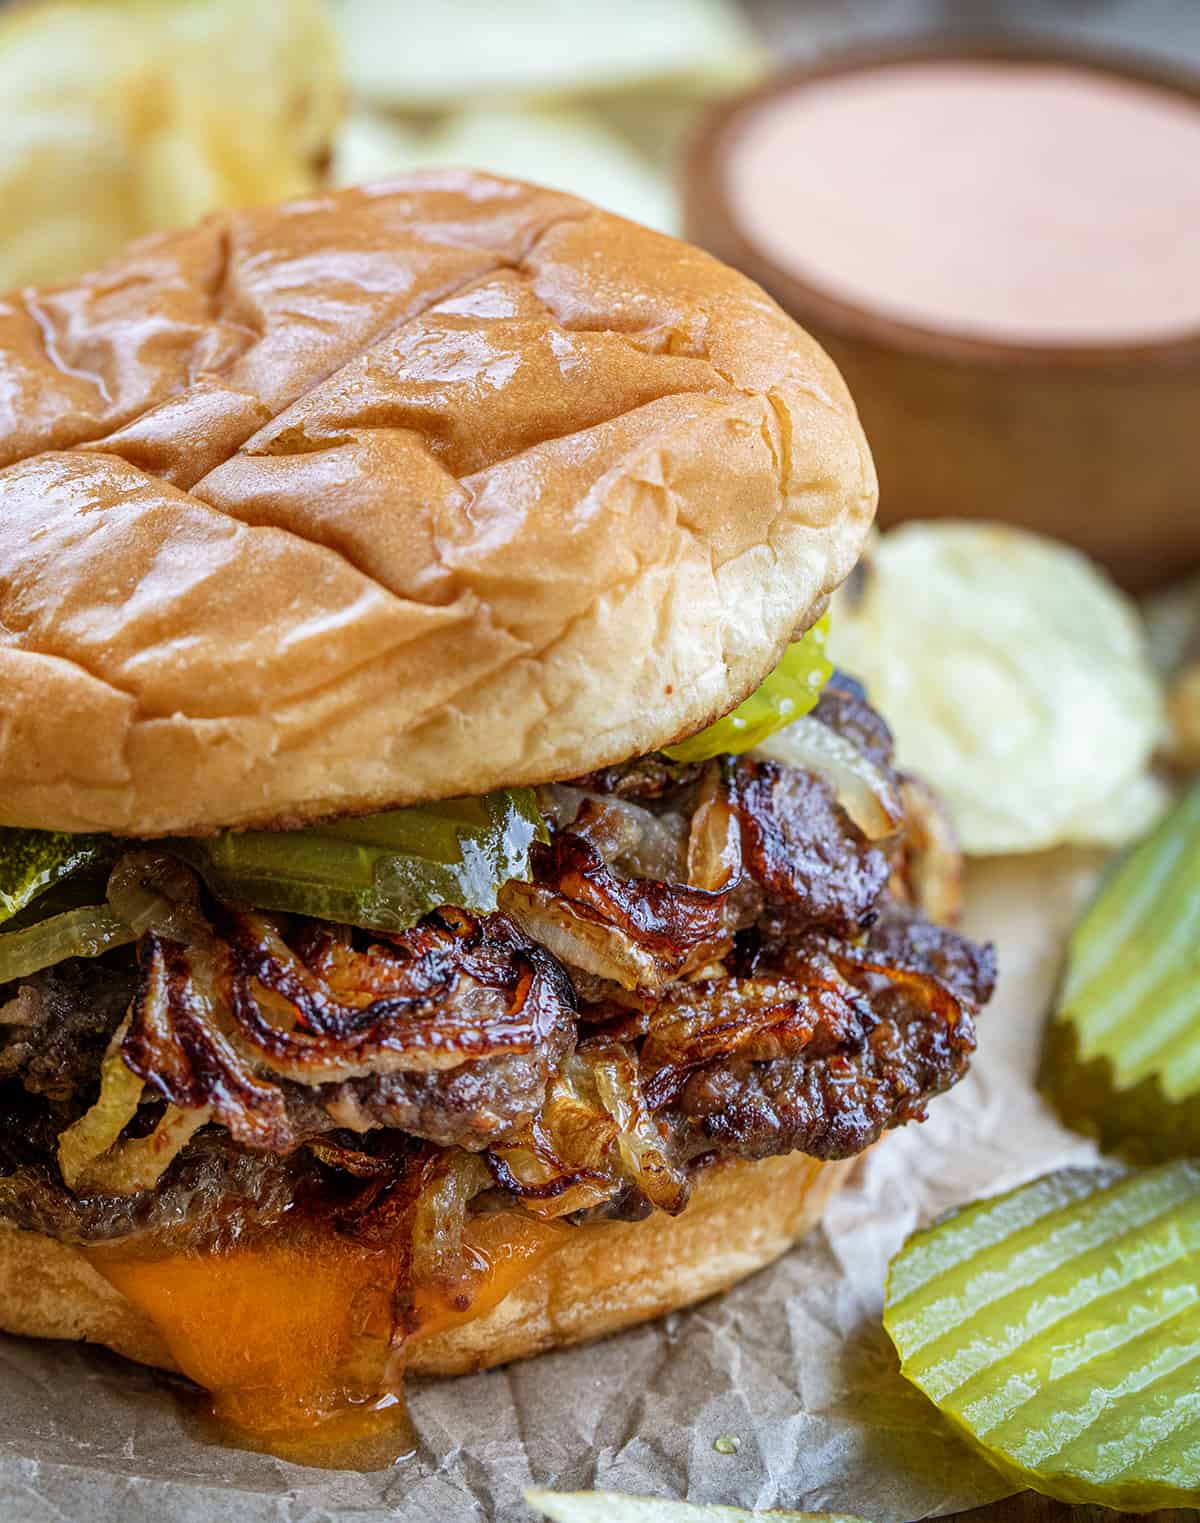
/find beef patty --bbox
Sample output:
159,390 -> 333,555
0,676 -> 994,1245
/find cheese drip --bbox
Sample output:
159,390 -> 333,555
84,1213 -> 562,1462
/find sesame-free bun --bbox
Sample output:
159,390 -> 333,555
0,171 -> 877,836
0,1153 -> 851,1378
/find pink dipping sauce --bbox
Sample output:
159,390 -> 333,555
727,59 -> 1200,345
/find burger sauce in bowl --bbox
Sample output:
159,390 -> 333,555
726,59 -> 1200,346
687,46 -> 1200,588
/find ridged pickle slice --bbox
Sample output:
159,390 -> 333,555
1043,779 -> 1200,1159
884,1162 -> 1200,1510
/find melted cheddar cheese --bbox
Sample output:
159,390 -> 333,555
84,1213 -> 563,1462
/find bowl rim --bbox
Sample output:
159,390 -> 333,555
685,33 -> 1200,373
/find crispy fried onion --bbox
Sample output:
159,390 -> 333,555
484,930 -> 974,1219
753,714 -> 903,841
112,907 -> 576,1162
322,1140 -> 498,1329
288,1136 -> 497,1313
593,935 -> 975,1118
598,946 -> 881,1112
499,834 -> 734,995
488,1047 -> 689,1219
409,1147 -> 495,1290
723,756 -> 891,936
540,787 -> 688,882
536,756 -> 898,962
106,850 -> 210,944
57,1018 -> 212,1196
683,761 -> 742,893
889,775 -> 964,926
220,908 -> 574,1083
123,935 -> 292,1151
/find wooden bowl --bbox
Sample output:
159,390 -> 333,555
685,39 -> 1200,591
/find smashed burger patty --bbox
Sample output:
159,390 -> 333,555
0,679 -> 993,1249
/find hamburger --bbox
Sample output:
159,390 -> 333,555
0,172 -> 994,1453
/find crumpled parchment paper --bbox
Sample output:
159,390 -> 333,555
0,850 -> 1105,1523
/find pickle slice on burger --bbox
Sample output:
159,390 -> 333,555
0,172 -> 994,1453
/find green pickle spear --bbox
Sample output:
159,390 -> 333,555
0,828 -> 112,927
1043,778 -> 1200,1160
177,788 -> 548,932
663,615 -> 832,764
884,1162 -> 1200,1510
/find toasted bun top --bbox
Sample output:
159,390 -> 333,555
0,171 -> 876,835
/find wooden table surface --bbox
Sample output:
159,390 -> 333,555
947,1499 -> 1197,1523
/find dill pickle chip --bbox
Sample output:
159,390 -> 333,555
1043,778 -> 1200,1160
884,1161 -> 1200,1510
663,616 -> 832,764
177,789 -> 548,932
525,1492 -> 869,1523
0,828 -> 112,927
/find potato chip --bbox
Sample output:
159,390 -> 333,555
525,1493 -> 869,1523
0,0 -> 342,289
334,0 -> 764,108
828,523 -> 1166,855
335,104 -> 677,233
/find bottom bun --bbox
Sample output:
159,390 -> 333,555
0,1152 -> 854,1380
